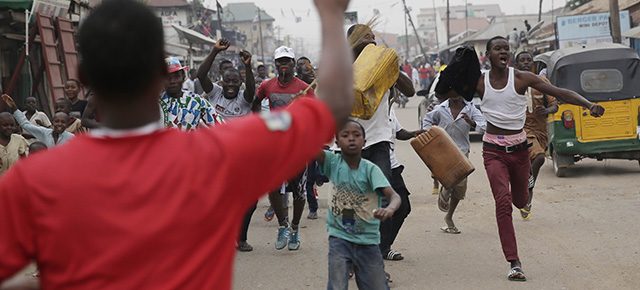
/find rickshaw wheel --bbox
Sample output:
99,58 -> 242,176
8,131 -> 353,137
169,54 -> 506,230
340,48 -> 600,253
552,150 -> 568,177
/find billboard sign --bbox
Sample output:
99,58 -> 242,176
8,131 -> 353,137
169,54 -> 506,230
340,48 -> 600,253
557,11 -> 631,49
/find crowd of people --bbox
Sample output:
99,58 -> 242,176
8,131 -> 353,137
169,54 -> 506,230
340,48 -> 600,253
0,0 -> 606,289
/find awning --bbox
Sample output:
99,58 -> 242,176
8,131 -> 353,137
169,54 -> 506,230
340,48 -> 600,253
171,24 -> 216,45
0,0 -> 31,9
621,25 -> 640,38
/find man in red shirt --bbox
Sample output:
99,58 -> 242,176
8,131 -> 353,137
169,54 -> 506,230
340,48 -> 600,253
254,45 -> 316,251
0,0 -> 354,289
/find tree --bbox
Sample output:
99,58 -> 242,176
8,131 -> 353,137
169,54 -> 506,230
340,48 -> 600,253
566,0 -> 593,10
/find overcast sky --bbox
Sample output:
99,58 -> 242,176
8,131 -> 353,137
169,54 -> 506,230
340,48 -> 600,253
206,0 -> 568,59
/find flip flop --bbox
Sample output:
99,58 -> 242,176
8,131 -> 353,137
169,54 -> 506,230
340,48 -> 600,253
520,205 -> 532,220
437,188 -> 450,212
383,249 -> 404,261
507,266 -> 526,282
440,226 -> 461,234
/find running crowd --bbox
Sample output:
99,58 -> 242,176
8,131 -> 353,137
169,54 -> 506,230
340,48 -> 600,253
0,0 -> 605,289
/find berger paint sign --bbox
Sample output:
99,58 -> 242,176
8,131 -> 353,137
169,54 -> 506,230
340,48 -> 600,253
557,11 -> 631,49
31,0 -> 70,18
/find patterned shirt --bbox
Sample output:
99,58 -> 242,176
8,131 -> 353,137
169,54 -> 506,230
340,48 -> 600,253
160,90 -> 224,130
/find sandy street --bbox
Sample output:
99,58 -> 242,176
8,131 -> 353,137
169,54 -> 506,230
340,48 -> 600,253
232,98 -> 640,290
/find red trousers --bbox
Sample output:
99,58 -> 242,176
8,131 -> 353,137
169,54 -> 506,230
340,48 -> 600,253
482,145 -> 530,261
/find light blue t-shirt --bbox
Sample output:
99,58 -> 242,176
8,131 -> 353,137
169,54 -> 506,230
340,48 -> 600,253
320,150 -> 390,245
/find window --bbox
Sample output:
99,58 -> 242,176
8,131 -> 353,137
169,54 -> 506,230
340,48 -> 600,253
253,25 -> 257,31
580,69 -> 623,93
266,23 -> 272,30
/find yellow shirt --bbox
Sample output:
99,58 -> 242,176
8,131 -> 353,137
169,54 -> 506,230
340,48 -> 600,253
0,134 -> 28,176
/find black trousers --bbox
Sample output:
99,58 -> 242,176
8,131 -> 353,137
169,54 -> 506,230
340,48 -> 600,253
379,165 -> 412,255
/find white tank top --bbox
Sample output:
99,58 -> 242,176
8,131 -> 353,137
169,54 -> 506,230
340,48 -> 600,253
480,67 -> 526,130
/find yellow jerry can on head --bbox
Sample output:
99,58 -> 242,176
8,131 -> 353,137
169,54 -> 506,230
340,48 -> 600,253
351,44 -> 399,120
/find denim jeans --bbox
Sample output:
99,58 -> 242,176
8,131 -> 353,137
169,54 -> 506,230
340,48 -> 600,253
327,236 -> 389,290
306,162 -> 319,212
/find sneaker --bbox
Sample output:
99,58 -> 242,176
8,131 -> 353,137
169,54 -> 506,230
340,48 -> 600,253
264,209 -> 275,222
307,211 -> 318,219
528,175 -> 535,190
288,229 -> 300,250
276,226 -> 291,250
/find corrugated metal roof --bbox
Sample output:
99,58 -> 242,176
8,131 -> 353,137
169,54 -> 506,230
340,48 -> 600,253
148,0 -> 190,8
568,0 -> 640,15
222,2 -> 274,23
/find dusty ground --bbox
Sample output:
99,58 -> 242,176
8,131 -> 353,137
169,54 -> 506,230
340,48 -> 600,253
4,98 -> 638,290
232,98 -> 640,290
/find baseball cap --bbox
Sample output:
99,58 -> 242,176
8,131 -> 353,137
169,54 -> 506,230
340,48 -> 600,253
274,46 -> 295,60
165,57 -> 188,73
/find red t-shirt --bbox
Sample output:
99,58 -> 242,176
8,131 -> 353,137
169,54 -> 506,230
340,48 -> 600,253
419,67 -> 430,79
0,98 -> 335,289
256,77 -> 315,109
402,64 -> 412,78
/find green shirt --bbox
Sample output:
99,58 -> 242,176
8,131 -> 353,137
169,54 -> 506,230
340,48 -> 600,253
320,150 -> 389,245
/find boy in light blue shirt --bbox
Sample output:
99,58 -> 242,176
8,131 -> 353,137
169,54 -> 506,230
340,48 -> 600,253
316,120 -> 400,290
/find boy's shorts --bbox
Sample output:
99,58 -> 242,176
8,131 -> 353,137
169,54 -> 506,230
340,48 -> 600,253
449,177 -> 468,200
280,167 -> 308,201
527,134 -> 547,161
448,153 -> 469,200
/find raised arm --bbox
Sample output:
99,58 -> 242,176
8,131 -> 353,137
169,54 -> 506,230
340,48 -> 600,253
522,72 -> 604,117
197,38 -> 230,94
240,50 -> 255,103
2,94 -> 49,140
396,72 -> 415,97
313,0 -> 353,129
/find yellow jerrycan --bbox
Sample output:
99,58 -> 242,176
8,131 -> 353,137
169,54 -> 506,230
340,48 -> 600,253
351,44 -> 399,120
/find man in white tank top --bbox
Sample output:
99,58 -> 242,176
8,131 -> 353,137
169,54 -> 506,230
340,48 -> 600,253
466,36 -> 603,282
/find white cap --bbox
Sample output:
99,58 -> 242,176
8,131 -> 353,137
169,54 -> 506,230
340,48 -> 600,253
274,46 -> 295,60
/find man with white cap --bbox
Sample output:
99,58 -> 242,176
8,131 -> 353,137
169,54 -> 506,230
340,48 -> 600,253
160,57 -> 223,130
254,46 -> 316,251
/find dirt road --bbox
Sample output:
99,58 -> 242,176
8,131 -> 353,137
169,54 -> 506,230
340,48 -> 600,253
233,98 -> 640,289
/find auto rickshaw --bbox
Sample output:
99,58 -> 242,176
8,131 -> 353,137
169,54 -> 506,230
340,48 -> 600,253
534,43 -> 640,177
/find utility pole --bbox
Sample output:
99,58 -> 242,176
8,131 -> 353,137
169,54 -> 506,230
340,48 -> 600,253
610,0 -> 622,43
404,7 -> 410,59
465,0 -> 468,38
432,0 -> 439,50
402,0 -> 429,62
257,8 -> 265,63
446,0 -> 450,46
538,0 -> 543,22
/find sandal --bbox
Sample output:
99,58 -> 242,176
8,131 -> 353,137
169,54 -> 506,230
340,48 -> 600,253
507,266 -> 526,282
386,272 -> 392,283
383,249 -> 404,261
437,188 -> 450,212
440,226 -> 461,234
520,204 -> 532,220
264,209 -> 275,222
237,241 -> 253,252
